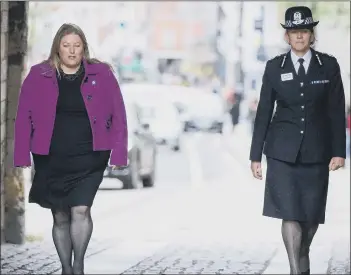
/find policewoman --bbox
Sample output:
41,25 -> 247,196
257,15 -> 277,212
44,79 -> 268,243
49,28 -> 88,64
249,6 -> 346,275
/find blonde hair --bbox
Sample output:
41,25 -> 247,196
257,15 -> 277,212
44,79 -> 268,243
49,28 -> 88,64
45,23 -> 112,74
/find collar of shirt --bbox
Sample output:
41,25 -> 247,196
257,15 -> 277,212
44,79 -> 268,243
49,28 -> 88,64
290,49 -> 312,73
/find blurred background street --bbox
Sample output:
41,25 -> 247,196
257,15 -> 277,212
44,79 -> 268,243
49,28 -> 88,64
1,1 -> 350,274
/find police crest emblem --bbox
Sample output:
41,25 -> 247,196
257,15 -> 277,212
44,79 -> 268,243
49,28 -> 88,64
292,12 -> 304,25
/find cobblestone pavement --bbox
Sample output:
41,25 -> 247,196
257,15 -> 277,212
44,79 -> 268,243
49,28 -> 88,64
120,242 -> 278,274
0,237 -> 115,274
1,131 -> 350,274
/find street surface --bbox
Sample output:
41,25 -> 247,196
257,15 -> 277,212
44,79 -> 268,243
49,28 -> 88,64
1,122 -> 350,274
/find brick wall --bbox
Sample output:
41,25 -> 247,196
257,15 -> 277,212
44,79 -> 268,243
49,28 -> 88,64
1,1 -> 9,244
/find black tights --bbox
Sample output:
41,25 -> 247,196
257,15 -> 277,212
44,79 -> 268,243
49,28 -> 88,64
281,220 -> 319,274
52,206 -> 93,275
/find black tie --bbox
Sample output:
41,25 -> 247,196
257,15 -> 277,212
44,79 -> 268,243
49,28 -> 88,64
298,58 -> 305,77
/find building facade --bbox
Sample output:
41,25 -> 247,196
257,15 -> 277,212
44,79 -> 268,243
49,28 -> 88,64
1,1 -> 29,244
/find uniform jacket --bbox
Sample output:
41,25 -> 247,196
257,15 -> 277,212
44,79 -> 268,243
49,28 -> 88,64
250,48 -> 346,163
14,59 -> 128,167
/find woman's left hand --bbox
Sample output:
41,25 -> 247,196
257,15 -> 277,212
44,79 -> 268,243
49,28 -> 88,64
328,157 -> 345,171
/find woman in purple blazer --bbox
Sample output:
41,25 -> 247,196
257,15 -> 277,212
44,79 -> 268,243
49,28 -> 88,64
14,23 -> 128,274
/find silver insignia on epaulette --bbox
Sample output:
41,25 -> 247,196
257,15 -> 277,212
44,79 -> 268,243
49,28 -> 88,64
280,55 -> 287,68
315,53 -> 323,66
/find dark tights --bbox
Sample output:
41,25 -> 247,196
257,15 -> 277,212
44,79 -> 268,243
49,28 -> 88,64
52,206 -> 93,275
282,220 -> 319,274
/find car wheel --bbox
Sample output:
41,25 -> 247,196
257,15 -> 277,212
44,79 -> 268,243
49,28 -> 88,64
184,123 -> 189,132
171,140 -> 180,151
217,124 -> 223,134
142,169 -> 155,188
122,160 -> 140,189
142,156 -> 156,188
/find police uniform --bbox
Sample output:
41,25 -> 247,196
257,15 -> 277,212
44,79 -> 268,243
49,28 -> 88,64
249,8 -> 346,224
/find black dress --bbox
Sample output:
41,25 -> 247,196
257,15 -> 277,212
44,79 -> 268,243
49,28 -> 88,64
29,65 -> 110,210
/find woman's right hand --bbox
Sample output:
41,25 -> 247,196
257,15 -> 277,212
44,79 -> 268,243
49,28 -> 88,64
250,161 -> 262,180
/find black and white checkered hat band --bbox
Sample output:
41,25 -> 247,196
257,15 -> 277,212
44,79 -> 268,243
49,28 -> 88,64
285,17 -> 314,27
304,17 -> 314,24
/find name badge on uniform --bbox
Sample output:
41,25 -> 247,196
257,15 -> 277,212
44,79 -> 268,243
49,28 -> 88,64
311,80 -> 330,84
281,72 -> 293,81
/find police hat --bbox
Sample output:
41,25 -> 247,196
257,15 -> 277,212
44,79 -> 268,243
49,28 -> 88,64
280,6 -> 319,29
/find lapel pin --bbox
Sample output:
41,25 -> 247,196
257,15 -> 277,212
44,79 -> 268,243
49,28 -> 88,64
92,80 -> 96,85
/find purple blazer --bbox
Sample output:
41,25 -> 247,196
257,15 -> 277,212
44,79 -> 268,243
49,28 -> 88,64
14,59 -> 128,167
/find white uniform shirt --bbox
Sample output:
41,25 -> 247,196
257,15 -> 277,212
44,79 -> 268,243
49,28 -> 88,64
290,49 -> 312,74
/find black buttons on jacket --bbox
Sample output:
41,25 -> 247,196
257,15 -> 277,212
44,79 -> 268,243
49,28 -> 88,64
87,95 -> 92,100
105,117 -> 112,129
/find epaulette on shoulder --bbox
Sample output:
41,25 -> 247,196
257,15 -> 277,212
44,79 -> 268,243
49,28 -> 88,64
317,51 -> 336,59
268,53 -> 288,68
314,51 -> 337,67
269,53 -> 285,62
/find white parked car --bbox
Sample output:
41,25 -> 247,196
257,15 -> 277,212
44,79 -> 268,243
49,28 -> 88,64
120,83 -> 183,151
139,102 -> 182,151
182,93 -> 226,133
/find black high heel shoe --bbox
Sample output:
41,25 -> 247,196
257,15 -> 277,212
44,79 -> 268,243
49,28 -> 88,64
301,269 -> 310,275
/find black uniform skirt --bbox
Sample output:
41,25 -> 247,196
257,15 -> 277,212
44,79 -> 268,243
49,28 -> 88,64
263,157 -> 330,224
